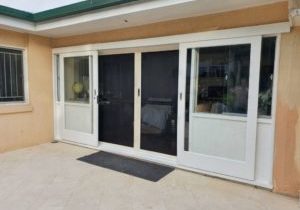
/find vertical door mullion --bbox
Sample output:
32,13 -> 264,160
88,55 -> 93,134
59,55 -> 65,137
244,36 -> 262,179
177,46 -> 188,158
134,52 -> 142,150
92,51 -> 99,144
188,49 -> 198,151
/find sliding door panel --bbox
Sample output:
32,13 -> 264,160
140,51 -> 179,155
61,51 -> 98,147
178,37 -> 261,180
98,54 -> 134,147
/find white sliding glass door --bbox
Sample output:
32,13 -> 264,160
178,37 -> 262,180
60,51 -> 98,147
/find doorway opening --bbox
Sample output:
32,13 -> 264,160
98,53 -> 134,147
98,49 -> 179,156
140,50 -> 179,155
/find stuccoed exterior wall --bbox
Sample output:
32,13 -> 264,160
273,27 -> 300,197
0,29 -> 53,153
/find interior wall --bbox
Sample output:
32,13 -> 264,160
273,26 -> 300,197
51,2 -> 288,47
0,29 -> 53,153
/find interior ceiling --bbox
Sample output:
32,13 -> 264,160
0,0 -> 85,13
0,0 -> 287,38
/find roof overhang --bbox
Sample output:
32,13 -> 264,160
0,0 -> 288,38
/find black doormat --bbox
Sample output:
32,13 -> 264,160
78,151 -> 174,182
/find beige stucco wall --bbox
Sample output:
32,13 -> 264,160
273,27 -> 300,197
0,29 -> 53,153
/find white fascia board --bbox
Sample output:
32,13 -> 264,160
35,0 -> 195,31
52,22 -> 290,54
0,15 -> 35,32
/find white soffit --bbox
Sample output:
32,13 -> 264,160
0,0 -> 287,37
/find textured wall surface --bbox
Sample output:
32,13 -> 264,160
273,27 -> 300,197
0,29 -> 53,153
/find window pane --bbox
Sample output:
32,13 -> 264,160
194,44 -> 251,116
0,48 -> 24,102
64,56 -> 89,103
258,37 -> 276,118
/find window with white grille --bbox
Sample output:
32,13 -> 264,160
0,48 -> 24,102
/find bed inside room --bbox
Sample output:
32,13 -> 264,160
140,50 -> 179,156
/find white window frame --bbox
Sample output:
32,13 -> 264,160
0,44 -> 29,105
52,22 -> 288,188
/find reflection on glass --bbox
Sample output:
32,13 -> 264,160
258,37 -> 276,118
140,51 -> 178,155
194,44 -> 250,116
64,56 -> 89,103
184,49 -> 191,151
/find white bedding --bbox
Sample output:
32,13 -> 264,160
141,104 -> 171,130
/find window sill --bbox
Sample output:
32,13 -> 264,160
0,104 -> 33,115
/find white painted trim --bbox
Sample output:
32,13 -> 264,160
177,36 -> 262,180
52,54 -> 58,139
133,52 -> 141,150
0,0 -> 288,36
269,34 -> 281,184
0,15 -> 35,32
98,44 -> 178,55
22,48 -> 30,104
59,51 -> 99,147
52,22 -> 290,54
52,23 -> 283,189
36,0 -> 196,31
0,45 -> 29,106
176,165 -> 273,189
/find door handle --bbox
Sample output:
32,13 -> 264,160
97,95 -> 111,105
98,100 -> 111,105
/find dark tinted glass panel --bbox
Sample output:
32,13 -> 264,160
0,49 -> 24,102
98,54 -> 134,147
184,49 -> 192,151
258,37 -> 276,117
140,51 -> 178,155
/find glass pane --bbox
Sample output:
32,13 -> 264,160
195,44 -> 251,116
0,49 -> 24,102
64,56 -> 92,133
64,56 -> 89,103
140,51 -> 178,155
258,37 -> 276,118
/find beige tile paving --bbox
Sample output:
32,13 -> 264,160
0,142 -> 298,210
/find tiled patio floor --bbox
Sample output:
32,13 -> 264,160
0,142 -> 298,210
